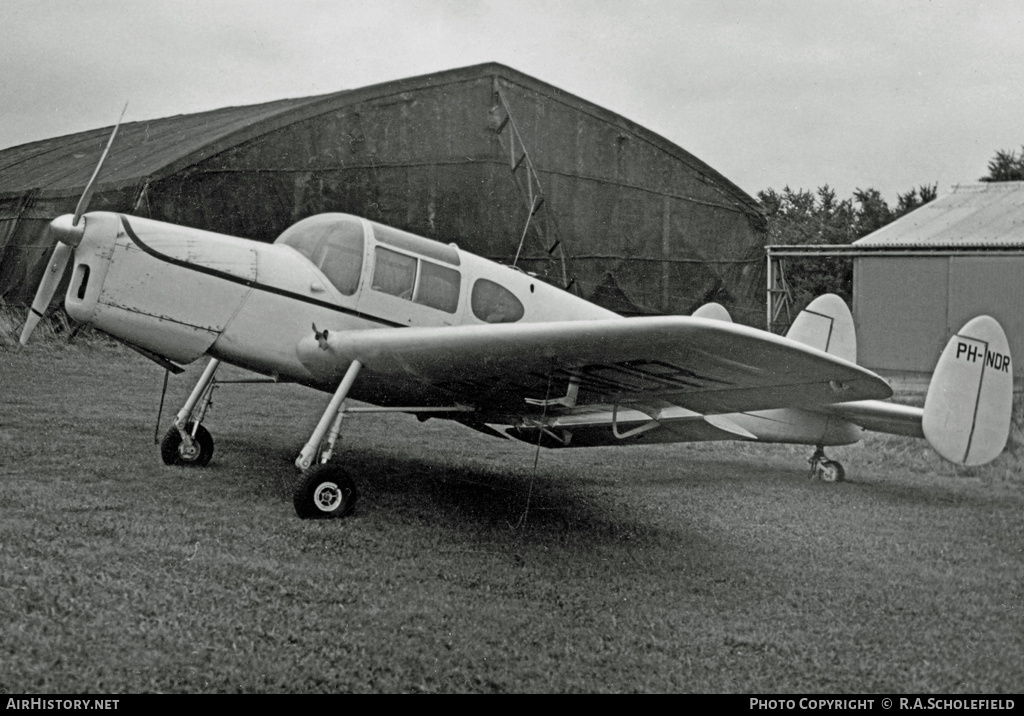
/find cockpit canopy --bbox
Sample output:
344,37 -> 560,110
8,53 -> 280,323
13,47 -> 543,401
275,214 -> 364,296
276,213 -> 524,323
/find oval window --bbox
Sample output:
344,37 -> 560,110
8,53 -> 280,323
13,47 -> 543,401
471,279 -> 524,323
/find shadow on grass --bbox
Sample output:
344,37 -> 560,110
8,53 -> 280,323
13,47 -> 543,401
207,429 -> 737,557
356,450 -> 640,538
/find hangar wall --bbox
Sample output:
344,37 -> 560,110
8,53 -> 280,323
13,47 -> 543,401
140,71 -> 765,320
0,64 -> 767,324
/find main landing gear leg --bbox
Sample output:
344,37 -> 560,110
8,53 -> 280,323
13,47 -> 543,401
160,358 -> 220,467
809,445 -> 845,483
293,360 -> 362,520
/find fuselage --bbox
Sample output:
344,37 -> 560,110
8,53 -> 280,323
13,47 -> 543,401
63,211 -> 617,405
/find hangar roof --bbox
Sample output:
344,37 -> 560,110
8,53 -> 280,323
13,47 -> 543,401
854,181 -> 1024,249
0,93 -> 345,199
0,63 -> 761,215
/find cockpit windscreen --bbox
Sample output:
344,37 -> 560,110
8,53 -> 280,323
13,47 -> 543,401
275,215 -> 364,296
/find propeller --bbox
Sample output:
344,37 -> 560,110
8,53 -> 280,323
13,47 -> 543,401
18,242 -> 75,345
19,103 -> 127,346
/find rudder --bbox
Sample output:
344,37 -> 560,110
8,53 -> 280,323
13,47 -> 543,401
785,294 -> 856,363
691,302 -> 732,322
923,316 -> 1013,466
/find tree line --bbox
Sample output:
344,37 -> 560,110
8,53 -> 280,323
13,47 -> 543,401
759,147 -> 1023,316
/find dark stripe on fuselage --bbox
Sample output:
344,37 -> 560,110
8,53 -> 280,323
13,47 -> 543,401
118,215 -> 405,328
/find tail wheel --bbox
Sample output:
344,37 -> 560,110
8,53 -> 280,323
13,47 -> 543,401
294,464 -> 359,519
817,459 -> 846,483
160,423 -> 214,467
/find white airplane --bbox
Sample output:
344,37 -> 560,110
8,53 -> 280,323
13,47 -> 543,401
19,129 -> 1014,520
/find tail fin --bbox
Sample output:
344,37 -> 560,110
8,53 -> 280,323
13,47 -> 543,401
692,302 -> 732,322
923,316 -> 1013,466
786,294 -> 856,363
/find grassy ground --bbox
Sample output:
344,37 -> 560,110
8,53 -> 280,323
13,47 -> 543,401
0,339 -> 1021,693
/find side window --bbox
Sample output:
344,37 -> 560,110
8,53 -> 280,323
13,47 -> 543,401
414,260 -> 461,313
372,247 -> 417,299
471,279 -> 524,323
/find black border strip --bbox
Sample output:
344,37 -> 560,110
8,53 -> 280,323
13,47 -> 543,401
118,215 -> 405,328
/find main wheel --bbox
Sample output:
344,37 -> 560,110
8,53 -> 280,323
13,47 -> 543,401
817,459 -> 846,483
294,464 -> 359,519
160,423 -> 214,467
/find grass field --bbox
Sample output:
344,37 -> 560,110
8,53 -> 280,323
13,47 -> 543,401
1,337 -> 1022,693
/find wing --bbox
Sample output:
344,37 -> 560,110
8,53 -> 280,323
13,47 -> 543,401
298,316 -> 892,416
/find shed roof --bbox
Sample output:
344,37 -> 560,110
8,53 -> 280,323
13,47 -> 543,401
854,181 -> 1024,249
0,63 -> 761,216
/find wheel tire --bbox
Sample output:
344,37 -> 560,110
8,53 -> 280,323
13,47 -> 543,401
160,423 -> 214,467
818,459 -> 845,483
294,464 -> 358,519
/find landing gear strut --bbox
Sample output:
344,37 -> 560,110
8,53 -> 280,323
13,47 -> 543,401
161,358 -> 220,467
293,360 -> 363,519
286,357 -> 474,519
809,445 -> 845,482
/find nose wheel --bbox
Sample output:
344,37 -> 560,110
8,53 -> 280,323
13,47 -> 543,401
809,446 -> 845,483
160,422 -> 215,467
160,358 -> 219,469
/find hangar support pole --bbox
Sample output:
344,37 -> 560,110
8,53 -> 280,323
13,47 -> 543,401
766,246 -> 793,334
662,196 -> 672,311
489,78 -> 576,294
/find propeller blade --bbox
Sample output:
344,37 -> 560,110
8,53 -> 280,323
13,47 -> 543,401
19,242 -> 74,346
22,103 -> 127,346
73,101 -> 128,226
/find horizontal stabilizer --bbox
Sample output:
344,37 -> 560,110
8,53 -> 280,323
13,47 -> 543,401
703,413 -> 758,439
923,316 -> 1013,466
828,400 -> 924,438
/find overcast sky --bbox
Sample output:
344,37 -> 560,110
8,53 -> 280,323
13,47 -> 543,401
2,0 -> 1021,203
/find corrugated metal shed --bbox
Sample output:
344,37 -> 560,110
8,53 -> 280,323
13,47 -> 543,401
852,181 -> 1024,385
0,63 -> 767,323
